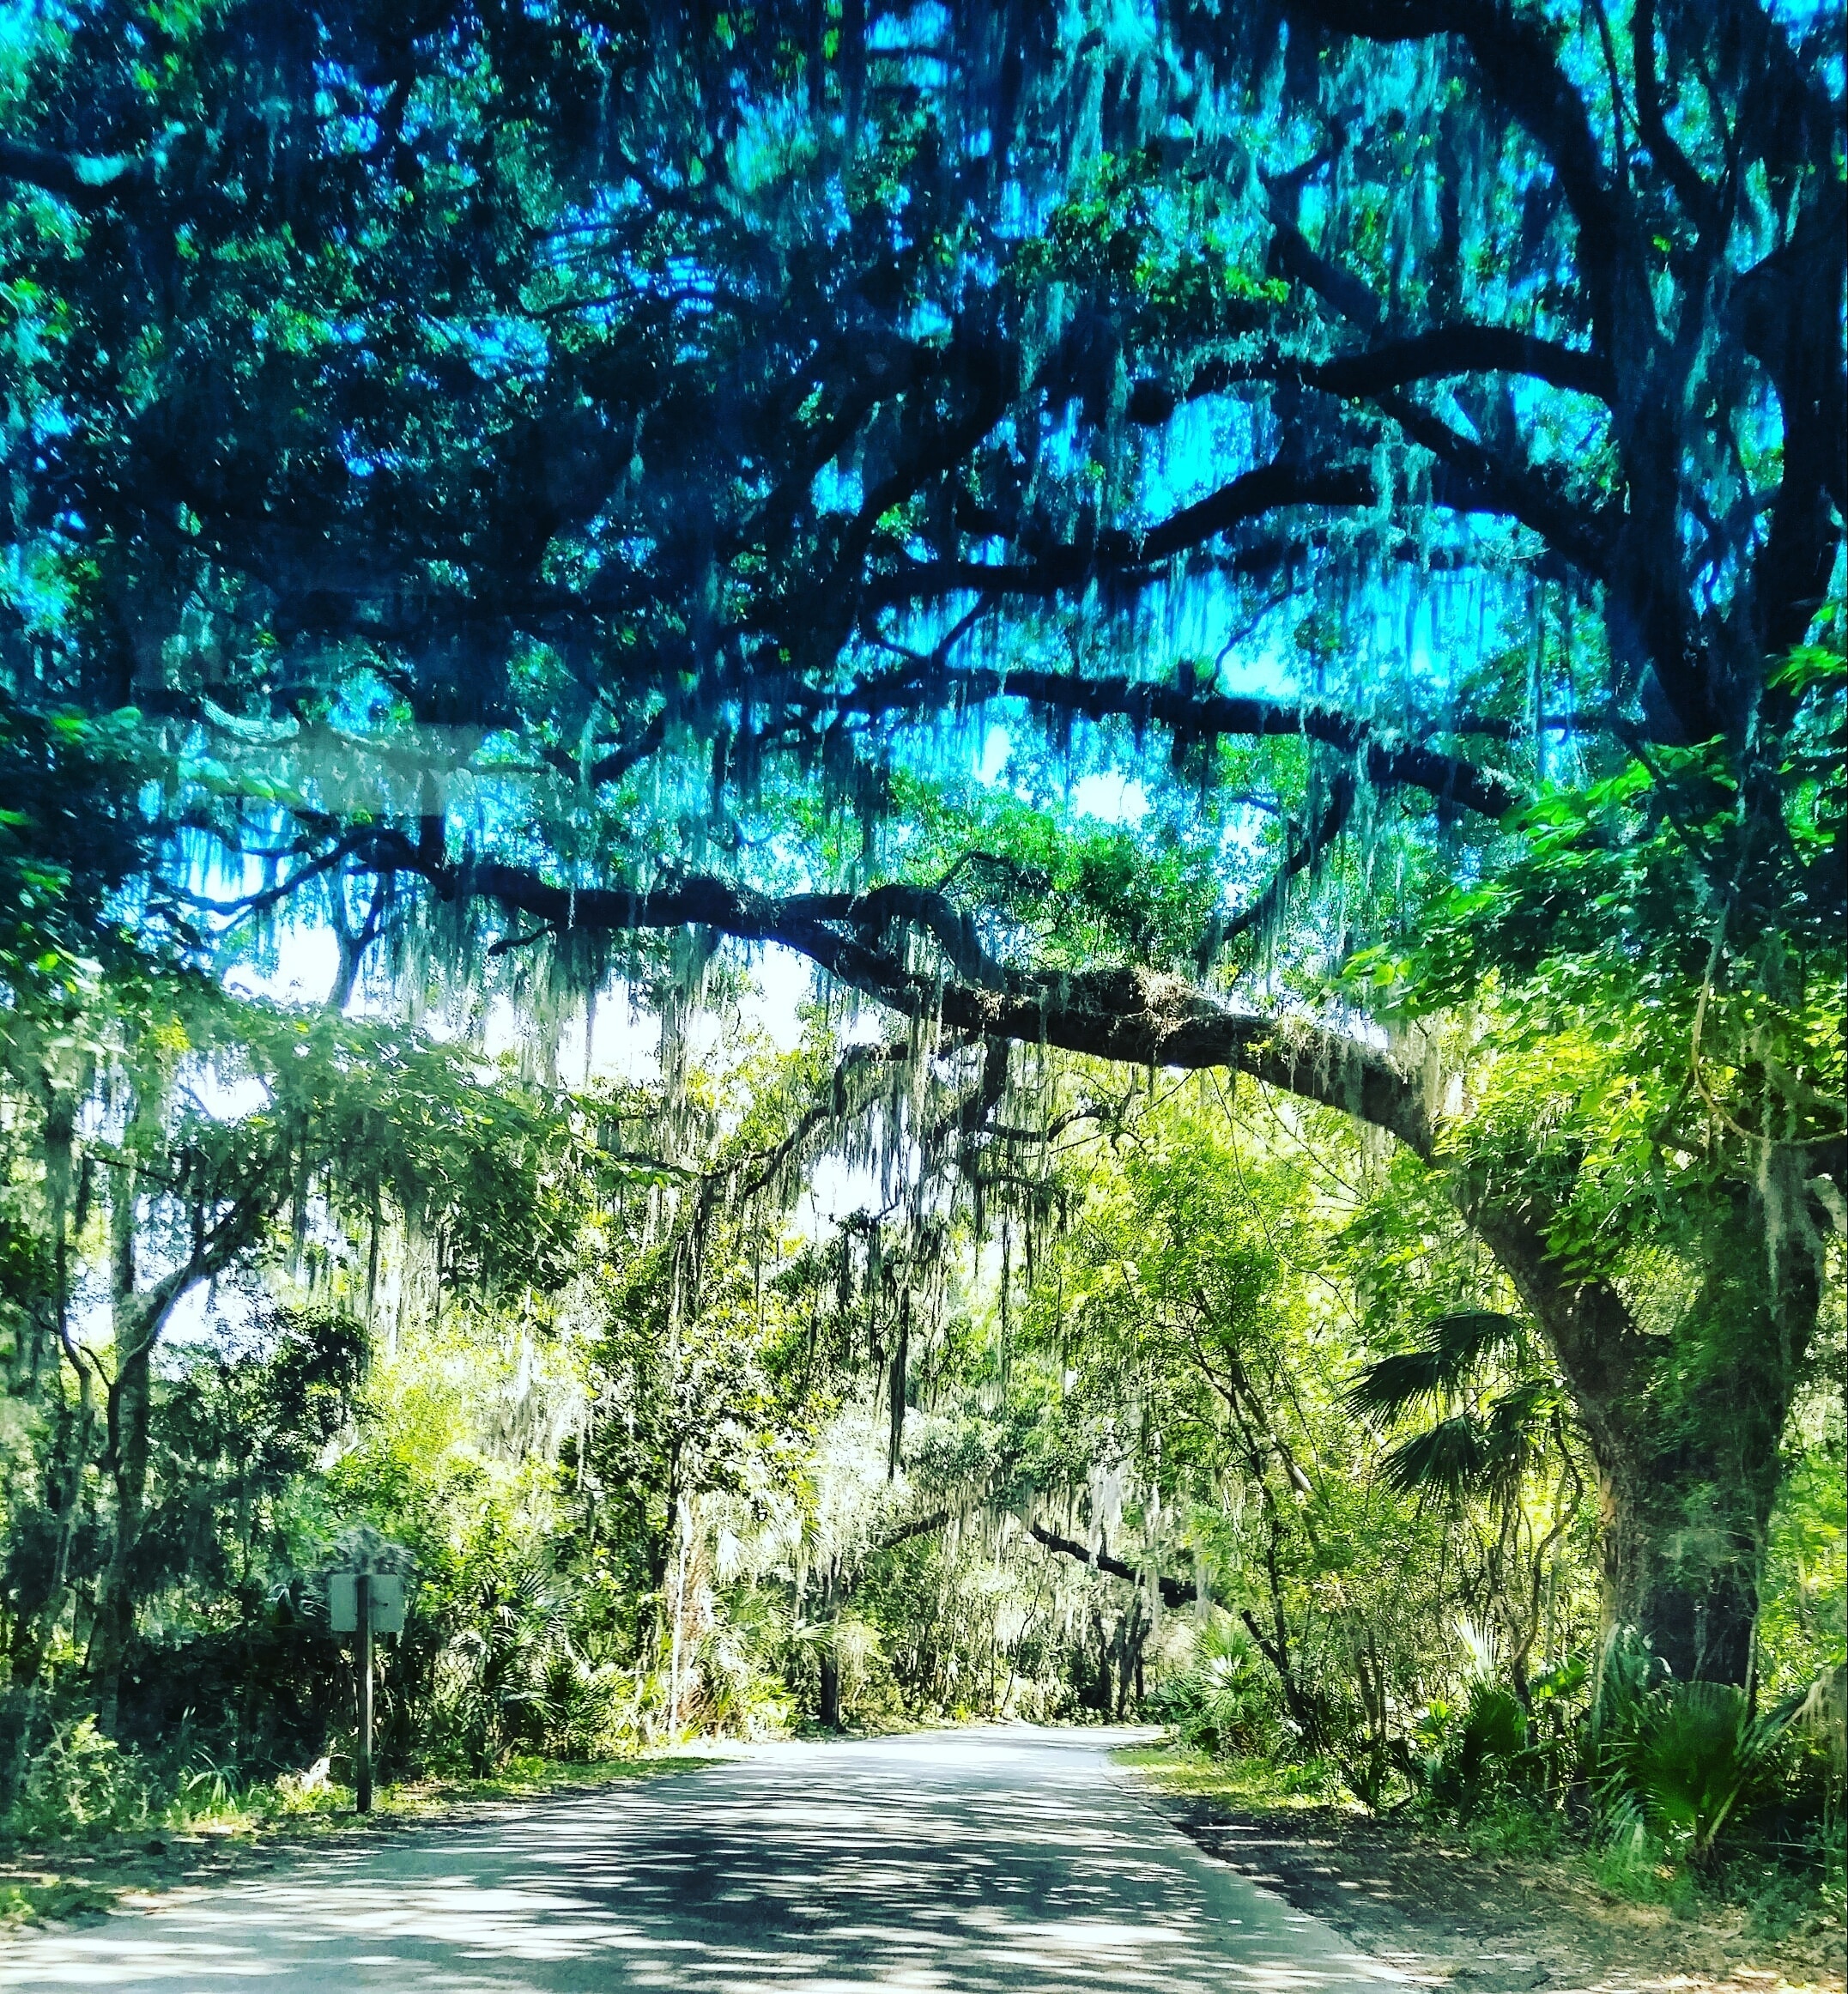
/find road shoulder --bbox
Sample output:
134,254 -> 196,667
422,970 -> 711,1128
1118,1748 -> 1845,1994
0,1751 -> 721,1935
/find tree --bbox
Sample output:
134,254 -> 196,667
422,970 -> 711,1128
0,961 -> 592,1742
997,1078 -> 1595,1780
0,2 -> 1839,1679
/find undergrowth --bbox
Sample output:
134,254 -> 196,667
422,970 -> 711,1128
0,1749 -> 714,1930
1124,1735 -> 1845,1947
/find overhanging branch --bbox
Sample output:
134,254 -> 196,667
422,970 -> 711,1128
1209,768 -> 1360,966
1027,1522 -> 1198,1609
0,138 -> 148,208
336,833 -> 1438,1157
1288,0 -> 1621,338
572,654 -> 1521,819
1131,327 -> 1613,420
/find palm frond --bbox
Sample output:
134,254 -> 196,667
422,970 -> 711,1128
1426,1311 -> 1525,1374
1344,1349 -> 1450,1421
1347,1312 -> 1528,1425
1380,1414 -> 1491,1499
1381,1388 -> 1545,1500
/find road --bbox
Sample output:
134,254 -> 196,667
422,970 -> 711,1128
0,1727 -> 1393,1992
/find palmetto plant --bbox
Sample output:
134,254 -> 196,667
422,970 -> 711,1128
1347,1308 -> 1583,1706
1346,1313 -> 1560,1505
1411,1681 -> 1531,1819
1591,1633 -> 1796,1866
1145,1618 -> 1279,1761
432,1559 -> 575,1771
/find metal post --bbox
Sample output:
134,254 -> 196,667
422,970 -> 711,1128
356,1571 -> 373,1815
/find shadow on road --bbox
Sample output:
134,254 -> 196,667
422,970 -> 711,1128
0,1727 -> 1395,1991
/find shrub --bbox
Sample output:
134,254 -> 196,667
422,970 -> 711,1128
1597,1675 -> 1791,1866
1410,1680 -> 1532,1819
1146,1621 -> 1277,1760
14,1718 -> 149,1839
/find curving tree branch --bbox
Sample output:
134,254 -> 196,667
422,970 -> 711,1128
1027,1522 -> 1198,1609
1130,326 -> 1613,423
0,138 -> 149,208
1287,0 -> 1621,337
1209,768 -> 1360,967
330,832 -> 1438,1158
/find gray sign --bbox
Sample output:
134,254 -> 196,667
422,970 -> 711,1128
328,1571 -> 406,1634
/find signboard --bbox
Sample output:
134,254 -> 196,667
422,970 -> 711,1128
328,1571 -> 406,1635
319,1535 -> 412,1815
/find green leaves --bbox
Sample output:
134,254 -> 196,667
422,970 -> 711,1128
1768,645 -> 1848,699
0,690 -> 152,1003
1593,1659 -> 1797,1865
876,767 -> 1223,976
1346,1312 -> 1525,1421
1348,1310 -> 1555,1508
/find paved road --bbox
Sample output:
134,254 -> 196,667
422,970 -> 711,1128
0,1727 -> 1393,1991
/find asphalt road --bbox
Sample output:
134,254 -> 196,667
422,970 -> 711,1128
0,1727 -> 1393,1992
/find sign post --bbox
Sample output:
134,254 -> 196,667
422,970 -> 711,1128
356,1572 -> 373,1814
327,1565 -> 406,1815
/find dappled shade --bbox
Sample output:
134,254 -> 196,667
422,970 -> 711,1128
0,1734 -> 1385,1993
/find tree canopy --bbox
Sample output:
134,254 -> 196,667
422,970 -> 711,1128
0,0 -> 1840,1891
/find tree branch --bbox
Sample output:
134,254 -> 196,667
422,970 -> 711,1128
350,834 -> 1439,1156
867,453 -> 1375,606
1288,0 -> 1621,336
726,1038 -> 916,1204
876,1510 -> 951,1554
544,651 -> 1520,821
1208,767 -> 1359,966
1374,388 -> 1615,579
0,138 -> 148,209
871,429 -> 1609,609
1027,1522 -> 1197,1609
1630,0 -> 1719,237
994,668 -> 1520,820
1133,326 -> 1613,418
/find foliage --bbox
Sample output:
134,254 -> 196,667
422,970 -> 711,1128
13,1718 -> 148,1839
1410,1680 -> 1530,1820
0,0 -> 1836,1935
1142,1619 -> 1280,1761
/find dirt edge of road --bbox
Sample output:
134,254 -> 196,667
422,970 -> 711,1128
0,1751 -> 720,1934
1122,1752 -> 1845,1994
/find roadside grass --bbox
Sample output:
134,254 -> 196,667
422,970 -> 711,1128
0,1750 -> 718,1934
1112,1742 -> 1346,1809
1117,1739 -> 1845,1982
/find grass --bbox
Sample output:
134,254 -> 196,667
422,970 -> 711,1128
1112,1742 -> 1349,1809
0,1749 -> 718,1934
1118,1736 -> 1846,1972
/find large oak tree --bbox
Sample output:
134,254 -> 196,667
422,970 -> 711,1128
1,0 -> 1840,1682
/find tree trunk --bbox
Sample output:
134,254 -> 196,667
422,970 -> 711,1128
817,1556 -> 843,1729
3,1352 -> 97,1803
1475,1156 -> 1825,1685
88,1343 -> 149,1735
888,1293 -> 908,1479
88,1179 -> 151,1737
1596,1448 -> 1766,1687
88,1188 -> 234,1731
1597,1164 -> 1821,1683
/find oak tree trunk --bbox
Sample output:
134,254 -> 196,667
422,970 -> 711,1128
1593,1164 -> 1821,1683
88,1186 -> 152,1737
1481,1154 -> 1825,1685
817,1556 -> 843,1729
88,1338 -> 150,1735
